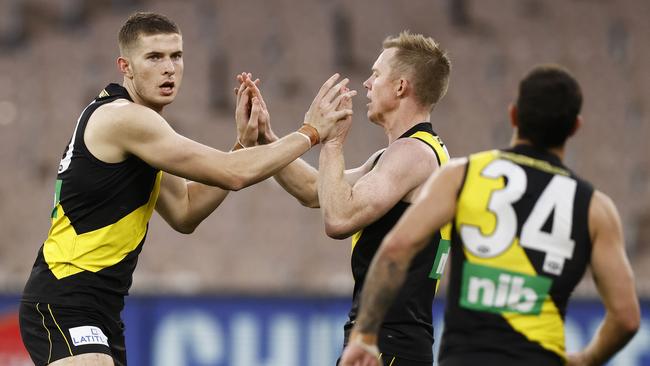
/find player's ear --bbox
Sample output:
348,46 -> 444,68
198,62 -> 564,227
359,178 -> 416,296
117,56 -> 133,79
508,103 -> 518,128
396,78 -> 408,98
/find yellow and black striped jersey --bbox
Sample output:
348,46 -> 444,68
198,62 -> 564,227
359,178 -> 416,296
344,122 -> 451,362
22,84 -> 161,313
439,145 -> 594,365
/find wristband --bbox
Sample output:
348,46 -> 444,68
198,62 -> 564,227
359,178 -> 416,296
349,333 -> 380,358
297,123 -> 320,147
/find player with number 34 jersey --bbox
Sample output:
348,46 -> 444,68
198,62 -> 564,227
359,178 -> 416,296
440,145 -> 593,365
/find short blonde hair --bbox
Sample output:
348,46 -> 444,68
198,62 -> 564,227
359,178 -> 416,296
383,31 -> 451,108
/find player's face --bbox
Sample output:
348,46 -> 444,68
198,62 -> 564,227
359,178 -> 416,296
127,33 -> 184,111
363,48 -> 400,124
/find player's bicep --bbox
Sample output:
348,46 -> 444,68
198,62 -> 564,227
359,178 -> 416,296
114,109 -> 195,168
155,173 -> 188,218
347,145 -> 431,223
111,106 -> 229,183
589,192 -> 638,312
351,167 -> 408,215
387,160 -> 465,253
344,149 -> 386,185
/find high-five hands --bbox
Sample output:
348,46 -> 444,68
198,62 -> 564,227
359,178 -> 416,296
325,84 -> 354,146
304,73 -> 356,144
234,72 -> 356,148
234,72 -> 262,148
236,73 -> 277,145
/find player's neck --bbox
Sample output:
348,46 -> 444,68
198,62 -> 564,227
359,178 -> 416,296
384,105 -> 431,144
512,138 -> 565,161
122,79 -> 165,114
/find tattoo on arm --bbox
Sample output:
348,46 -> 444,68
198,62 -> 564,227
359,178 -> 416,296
355,256 -> 408,334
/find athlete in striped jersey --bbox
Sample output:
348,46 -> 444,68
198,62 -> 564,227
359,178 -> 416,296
238,31 -> 452,365
341,65 -> 640,366
19,12 -> 354,366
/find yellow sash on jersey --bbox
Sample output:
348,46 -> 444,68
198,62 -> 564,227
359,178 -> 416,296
456,151 -> 566,360
44,172 -> 162,279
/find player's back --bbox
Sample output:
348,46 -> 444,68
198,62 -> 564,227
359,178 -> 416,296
439,144 -> 593,366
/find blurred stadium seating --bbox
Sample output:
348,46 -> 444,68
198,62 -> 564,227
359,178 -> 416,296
0,0 -> 648,298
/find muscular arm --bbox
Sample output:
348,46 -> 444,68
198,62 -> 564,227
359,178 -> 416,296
155,175 -> 230,234
353,160 -> 464,334
87,100 -> 310,233
318,139 -> 436,239
273,149 -> 385,208
568,191 -> 640,365
153,78 -> 264,234
110,103 -> 312,190
95,74 -> 351,192
339,161 -> 465,365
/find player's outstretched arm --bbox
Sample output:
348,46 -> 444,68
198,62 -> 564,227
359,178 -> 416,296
103,73 -> 352,191
567,191 -> 640,366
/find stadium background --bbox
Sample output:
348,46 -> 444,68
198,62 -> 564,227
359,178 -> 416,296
0,0 -> 648,364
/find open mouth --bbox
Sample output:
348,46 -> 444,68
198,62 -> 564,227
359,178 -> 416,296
159,81 -> 175,95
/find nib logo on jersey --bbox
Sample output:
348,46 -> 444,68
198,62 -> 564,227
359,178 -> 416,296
460,262 -> 552,315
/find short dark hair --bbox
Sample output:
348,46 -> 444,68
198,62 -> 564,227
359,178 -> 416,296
118,12 -> 180,53
382,31 -> 451,109
516,64 -> 582,149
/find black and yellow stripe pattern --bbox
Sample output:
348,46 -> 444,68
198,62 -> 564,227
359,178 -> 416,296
345,122 -> 450,362
440,145 -> 593,364
409,130 -> 452,284
22,84 -> 162,313
45,172 -> 161,279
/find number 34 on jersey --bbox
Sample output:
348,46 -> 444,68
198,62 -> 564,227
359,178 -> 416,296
454,150 -> 587,315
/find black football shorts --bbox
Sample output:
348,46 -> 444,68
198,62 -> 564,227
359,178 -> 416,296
19,301 -> 126,366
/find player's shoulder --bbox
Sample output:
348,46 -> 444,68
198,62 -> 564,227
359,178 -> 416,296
97,99 -> 155,119
372,138 -> 440,182
590,190 -> 619,219
384,135 -> 438,160
93,99 -> 161,130
588,189 -> 622,238
374,139 -> 438,175
467,148 -> 501,161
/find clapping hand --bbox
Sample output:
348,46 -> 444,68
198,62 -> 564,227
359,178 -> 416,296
303,73 -> 356,143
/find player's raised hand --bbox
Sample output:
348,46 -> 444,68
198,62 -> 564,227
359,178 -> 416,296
234,72 -> 259,148
303,73 -> 356,143
240,74 -> 277,144
324,85 -> 354,145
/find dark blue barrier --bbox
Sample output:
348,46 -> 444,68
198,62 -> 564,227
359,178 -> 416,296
1,295 -> 648,365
